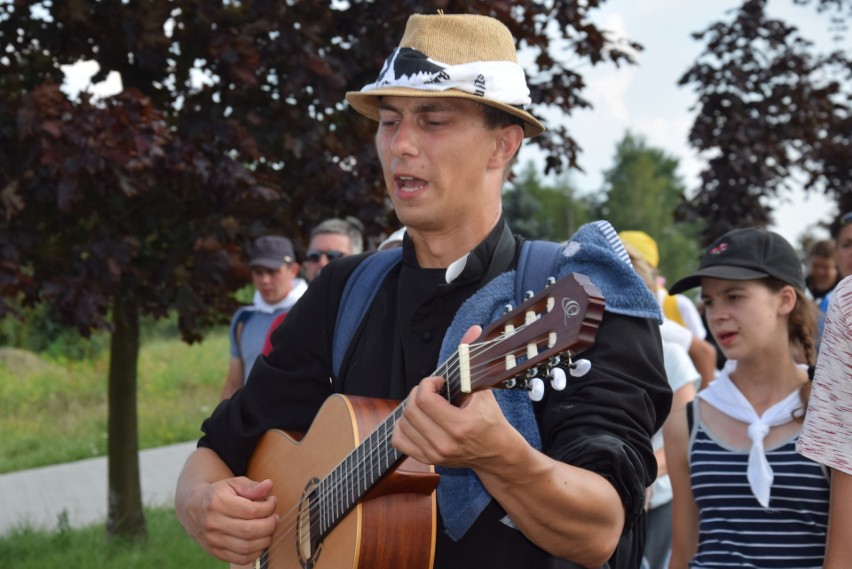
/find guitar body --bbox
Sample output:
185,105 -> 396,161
235,394 -> 439,569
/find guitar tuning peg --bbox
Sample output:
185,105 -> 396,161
502,303 -> 513,315
549,367 -> 567,391
524,290 -> 535,300
569,359 -> 592,377
528,377 -> 545,402
545,276 -> 556,286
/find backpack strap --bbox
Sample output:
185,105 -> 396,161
228,306 -> 255,361
514,240 -> 563,305
331,248 -> 403,379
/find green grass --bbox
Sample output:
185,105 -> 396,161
0,506 -> 227,568
0,330 -> 231,564
0,330 -> 228,474
0,329 -> 231,564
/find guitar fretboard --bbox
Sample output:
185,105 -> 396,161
311,357 -> 463,543
314,404 -> 406,539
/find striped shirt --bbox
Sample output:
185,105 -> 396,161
689,412 -> 829,568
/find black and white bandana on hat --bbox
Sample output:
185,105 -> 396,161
364,47 -> 532,106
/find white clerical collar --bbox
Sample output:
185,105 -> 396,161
445,254 -> 468,284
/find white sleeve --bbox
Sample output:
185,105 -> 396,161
675,294 -> 707,340
662,341 -> 701,393
659,318 -> 692,351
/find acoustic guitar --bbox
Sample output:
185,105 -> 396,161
234,272 -> 604,569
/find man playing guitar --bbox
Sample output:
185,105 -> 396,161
175,13 -> 670,569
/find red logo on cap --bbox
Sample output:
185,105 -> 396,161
709,243 -> 728,255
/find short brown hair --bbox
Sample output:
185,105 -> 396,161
807,239 -> 835,259
481,103 -> 527,132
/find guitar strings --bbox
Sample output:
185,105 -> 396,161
254,316 -> 549,567
300,320 -> 544,510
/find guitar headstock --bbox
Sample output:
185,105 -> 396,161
453,272 -> 604,400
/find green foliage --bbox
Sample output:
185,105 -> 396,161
504,165 -> 550,239
139,312 -> 181,343
598,133 -> 685,232
598,132 -> 704,282
233,283 -> 255,306
0,332 -> 226,473
0,305 -> 190,362
0,304 -> 108,361
504,161 -> 594,241
0,507 -> 226,568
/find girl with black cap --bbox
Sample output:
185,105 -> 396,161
663,227 -> 829,569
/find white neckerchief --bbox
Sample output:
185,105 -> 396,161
360,48 -> 531,106
698,360 -> 805,508
251,278 -> 307,314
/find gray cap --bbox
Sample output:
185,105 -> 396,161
249,236 -> 294,270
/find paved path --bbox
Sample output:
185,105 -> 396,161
0,441 -> 196,536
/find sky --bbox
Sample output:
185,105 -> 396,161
62,1 -> 846,246
519,0 -> 846,246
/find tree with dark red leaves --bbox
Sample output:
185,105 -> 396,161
677,0 -> 851,245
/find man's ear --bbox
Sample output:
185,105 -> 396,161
289,262 -> 302,277
489,124 -> 524,168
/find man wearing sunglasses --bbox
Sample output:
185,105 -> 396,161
302,217 -> 364,282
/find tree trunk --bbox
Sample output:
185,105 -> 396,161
106,292 -> 147,541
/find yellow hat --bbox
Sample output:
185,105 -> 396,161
618,231 -> 659,269
345,13 -> 544,138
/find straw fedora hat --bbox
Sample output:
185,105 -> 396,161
345,13 -> 544,137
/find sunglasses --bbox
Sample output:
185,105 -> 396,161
841,211 -> 852,226
305,249 -> 345,263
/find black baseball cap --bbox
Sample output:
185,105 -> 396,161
249,236 -> 295,270
668,227 -> 805,294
